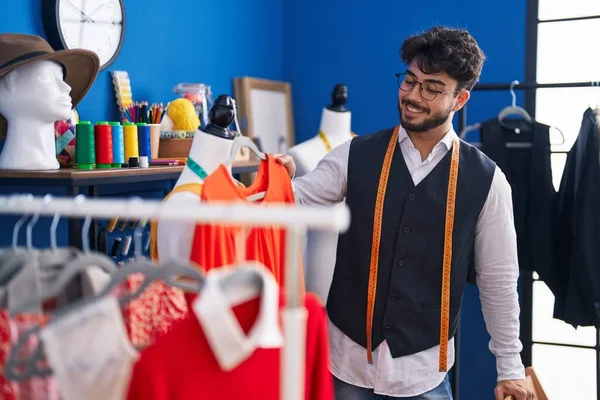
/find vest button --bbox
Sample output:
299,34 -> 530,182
403,226 -> 411,234
397,260 -> 406,267
408,193 -> 416,201
384,326 -> 392,334
390,294 -> 398,301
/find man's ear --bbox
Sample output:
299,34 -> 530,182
452,90 -> 470,112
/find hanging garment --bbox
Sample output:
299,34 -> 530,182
479,118 -> 558,286
189,154 -> 298,289
0,312 -> 59,400
123,184 -> 208,348
126,267 -> 333,400
41,296 -> 139,400
554,108 -> 600,327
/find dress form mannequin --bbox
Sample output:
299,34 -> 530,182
0,61 -> 73,170
157,95 -> 236,262
287,84 -> 354,302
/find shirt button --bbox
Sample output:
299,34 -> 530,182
408,193 -> 416,201
390,294 -> 398,301
384,326 -> 392,334
594,302 -> 600,310
403,226 -> 411,234
397,260 -> 406,267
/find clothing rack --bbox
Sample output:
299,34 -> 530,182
0,193 -> 350,400
454,80 -> 598,400
458,80 -> 597,134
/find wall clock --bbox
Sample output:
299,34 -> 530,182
43,0 -> 126,70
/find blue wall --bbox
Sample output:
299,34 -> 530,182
285,1 -> 528,399
0,0 -> 285,123
2,1 -> 528,399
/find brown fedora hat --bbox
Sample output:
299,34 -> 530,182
0,34 -> 100,138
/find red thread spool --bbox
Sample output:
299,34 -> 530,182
95,122 -> 114,169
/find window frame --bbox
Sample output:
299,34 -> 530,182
525,1 -> 600,398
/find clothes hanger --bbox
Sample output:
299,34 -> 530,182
227,98 -> 267,202
0,194 -> 39,286
5,199 -> 206,381
459,122 -> 481,140
9,195 -> 117,316
497,80 -> 534,133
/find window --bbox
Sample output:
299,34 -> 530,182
529,1 -> 600,398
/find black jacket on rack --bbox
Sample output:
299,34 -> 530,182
479,118 -> 557,289
553,108 -> 600,328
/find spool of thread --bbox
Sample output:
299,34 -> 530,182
107,217 -> 118,232
128,157 -> 139,168
75,121 -> 95,170
122,235 -> 132,256
140,156 -> 149,168
111,236 -> 122,257
94,122 -> 113,169
118,219 -> 127,231
136,123 -> 151,161
110,122 -> 124,168
123,122 -> 139,162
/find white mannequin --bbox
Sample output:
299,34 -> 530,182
0,60 -> 73,170
156,129 -> 234,262
287,107 -> 354,303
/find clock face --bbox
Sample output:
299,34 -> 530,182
57,0 -> 124,68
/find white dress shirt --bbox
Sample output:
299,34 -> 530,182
292,126 -> 525,397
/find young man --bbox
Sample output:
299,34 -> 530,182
276,27 -> 534,400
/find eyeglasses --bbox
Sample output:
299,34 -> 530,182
395,72 -> 460,101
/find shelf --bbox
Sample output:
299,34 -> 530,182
0,161 -> 260,187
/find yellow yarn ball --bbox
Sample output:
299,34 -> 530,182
167,98 -> 200,131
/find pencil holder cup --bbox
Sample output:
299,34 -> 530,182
148,124 -> 161,159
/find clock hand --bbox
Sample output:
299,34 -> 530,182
86,3 -> 109,23
64,0 -> 89,20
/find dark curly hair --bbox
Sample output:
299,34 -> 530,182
400,26 -> 485,91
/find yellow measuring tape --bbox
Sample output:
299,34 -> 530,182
317,130 -> 357,153
366,125 -> 399,364
438,136 -> 460,372
364,127 -> 460,371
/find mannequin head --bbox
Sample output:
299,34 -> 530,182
0,60 -> 72,124
327,84 -> 348,113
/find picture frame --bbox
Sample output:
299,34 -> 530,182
233,77 -> 295,154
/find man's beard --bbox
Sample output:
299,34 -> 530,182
398,99 -> 452,133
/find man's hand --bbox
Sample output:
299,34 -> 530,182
273,154 -> 296,178
495,379 -> 534,400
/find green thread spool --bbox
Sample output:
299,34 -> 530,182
76,121 -> 95,170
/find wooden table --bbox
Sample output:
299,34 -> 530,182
0,161 -> 260,249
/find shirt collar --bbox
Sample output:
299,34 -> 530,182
192,264 -> 284,371
398,125 -> 457,152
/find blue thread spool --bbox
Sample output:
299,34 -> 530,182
136,123 -> 151,162
109,122 -> 124,168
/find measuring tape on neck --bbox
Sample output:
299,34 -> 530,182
364,127 -> 460,371
318,130 -> 357,153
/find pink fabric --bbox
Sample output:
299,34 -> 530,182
0,311 -> 61,400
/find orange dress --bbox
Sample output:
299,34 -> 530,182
189,154 -> 301,290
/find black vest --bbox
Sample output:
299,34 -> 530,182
326,127 -> 496,358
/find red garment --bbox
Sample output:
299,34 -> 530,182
126,293 -> 333,400
189,155 -> 298,288
122,275 -> 188,348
